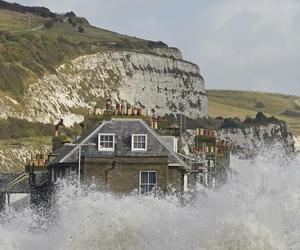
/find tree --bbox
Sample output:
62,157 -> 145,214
255,112 -> 267,123
221,118 -> 239,129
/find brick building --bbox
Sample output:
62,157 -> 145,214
48,118 -> 189,195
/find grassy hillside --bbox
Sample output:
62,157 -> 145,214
0,5 -> 167,97
207,90 -> 300,135
0,1 -> 176,172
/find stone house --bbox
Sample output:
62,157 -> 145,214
48,118 -> 189,195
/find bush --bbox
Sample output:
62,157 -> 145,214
44,20 -> 54,29
78,26 -> 84,33
64,11 -> 76,17
243,112 -> 280,126
255,101 -> 265,108
255,112 -> 268,123
148,40 -> 168,48
195,135 -> 216,144
0,31 -> 18,42
221,118 -> 240,129
68,17 -> 77,27
0,118 -> 53,139
0,1 -> 56,18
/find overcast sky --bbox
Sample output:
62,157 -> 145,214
8,0 -> 300,95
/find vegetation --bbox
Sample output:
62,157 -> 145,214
0,136 -> 52,146
0,0 -> 55,18
208,90 -> 300,135
0,117 -> 53,139
0,117 -> 81,140
220,112 -> 281,129
78,26 -> 84,33
0,3 -> 170,98
195,135 -> 216,144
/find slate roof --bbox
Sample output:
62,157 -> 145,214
0,173 -> 30,193
0,173 -> 19,192
50,118 -> 188,169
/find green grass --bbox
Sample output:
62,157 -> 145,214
0,117 -> 80,141
0,117 -> 54,139
0,9 -> 48,31
0,9 -> 166,97
0,136 -> 52,146
207,90 -> 300,135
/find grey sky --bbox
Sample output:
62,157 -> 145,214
8,0 -> 300,95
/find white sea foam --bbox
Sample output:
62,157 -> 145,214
0,150 -> 299,250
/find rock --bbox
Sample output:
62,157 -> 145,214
0,143 -> 51,172
216,122 -> 295,157
0,50 -> 207,126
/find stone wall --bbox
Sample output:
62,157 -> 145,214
83,156 -> 184,194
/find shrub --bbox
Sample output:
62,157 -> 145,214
0,1 -> 55,18
148,40 -> 168,48
78,26 -> 84,33
68,17 -> 77,27
255,101 -> 265,108
64,11 -> 76,17
0,118 -> 53,139
44,20 -> 54,29
221,118 -> 240,129
255,112 -> 268,123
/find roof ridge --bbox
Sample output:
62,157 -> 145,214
59,120 -> 108,163
56,118 -> 189,169
138,119 -> 189,169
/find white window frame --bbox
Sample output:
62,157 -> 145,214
51,168 -> 54,182
98,133 -> 115,151
132,134 -> 147,151
70,165 -> 77,175
139,171 -> 157,195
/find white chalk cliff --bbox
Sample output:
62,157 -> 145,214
0,49 -> 207,126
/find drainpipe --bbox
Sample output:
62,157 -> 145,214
6,192 -> 10,206
183,173 -> 188,192
104,161 -> 117,191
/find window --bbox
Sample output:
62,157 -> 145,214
98,133 -> 115,151
70,166 -> 77,175
51,168 -> 54,182
132,134 -> 147,151
139,171 -> 157,195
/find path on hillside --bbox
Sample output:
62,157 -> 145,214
12,17 -> 68,33
12,24 -> 44,33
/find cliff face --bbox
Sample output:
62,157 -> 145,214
0,3 -> 209,172
0,141 -> 51,172
0,50 -> 207,126
293,136 -> 300,152
217,122 -> 295,157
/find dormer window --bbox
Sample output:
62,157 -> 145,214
132,134 -> 147,151
98,133 -> 115,151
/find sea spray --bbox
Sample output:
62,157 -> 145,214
0,150 -> 299,250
